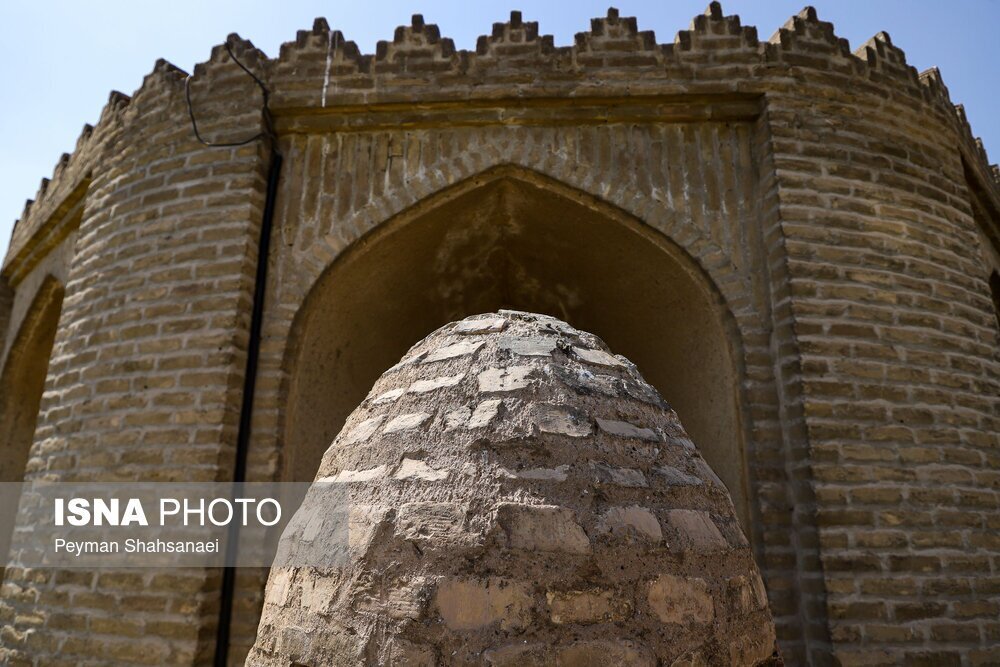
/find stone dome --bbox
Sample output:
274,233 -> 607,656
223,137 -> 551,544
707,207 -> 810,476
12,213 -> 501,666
249,311 -> 777,666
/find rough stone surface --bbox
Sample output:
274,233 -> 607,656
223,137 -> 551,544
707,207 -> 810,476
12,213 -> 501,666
248,312 -> 776,665
648,574 -> 715,625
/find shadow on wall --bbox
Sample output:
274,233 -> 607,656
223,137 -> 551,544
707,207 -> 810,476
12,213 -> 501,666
282,169 -> 752,525
0,275 -> 64,572
990,271 -> 1000,332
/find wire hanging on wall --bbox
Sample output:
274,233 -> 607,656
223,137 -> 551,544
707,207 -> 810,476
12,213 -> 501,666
184,38 -> 277,149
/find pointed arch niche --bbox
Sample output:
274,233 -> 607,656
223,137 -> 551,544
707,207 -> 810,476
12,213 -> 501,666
0,275 -> 64,571
0,276 -> 64,482
281,167 -> 753,523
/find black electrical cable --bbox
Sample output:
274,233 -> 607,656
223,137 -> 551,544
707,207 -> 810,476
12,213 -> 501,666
185,36 -> 282,667
185,40 -> 277,148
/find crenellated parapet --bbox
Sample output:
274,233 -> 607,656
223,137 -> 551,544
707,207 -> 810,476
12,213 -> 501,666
7,2 -> 999,272
955,104 -> 999,185
4,88 -> 129,283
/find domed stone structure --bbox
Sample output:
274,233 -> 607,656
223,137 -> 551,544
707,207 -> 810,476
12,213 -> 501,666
249,311 -> 776,666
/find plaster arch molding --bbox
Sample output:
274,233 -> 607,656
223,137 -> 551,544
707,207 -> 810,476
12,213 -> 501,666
278,163 -> 757,526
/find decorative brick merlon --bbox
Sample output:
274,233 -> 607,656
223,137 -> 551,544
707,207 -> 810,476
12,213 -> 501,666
475,11 -> 555,57
576,7 -> 656,52
18,199 -> 33,224
153,58 -> 187,79
34,178 -> 49,203
374,14 -> 458,73
761,7 -> 862,72
52,153 -> 70,181
10,123 -> 96,242
918,66 -> 950,104
689,1 -> 744,39
8,2 -> 1000,256
99,90 -> 131,125
855,31 -> 922,88
192,34 -> 266,78
954,104 -> 998,185
75,124 -> 93,153
671,3 -> 759,59
46,87 -> 124,198
572,8 -> 662,67
276,21 -> 366,78
131,58 -> 189,106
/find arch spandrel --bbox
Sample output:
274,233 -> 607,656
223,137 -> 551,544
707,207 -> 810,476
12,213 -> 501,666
273,123 -> 760,320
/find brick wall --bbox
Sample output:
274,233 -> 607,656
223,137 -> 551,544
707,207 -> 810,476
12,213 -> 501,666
0,44 -> 270,665
1,3 -> 997,665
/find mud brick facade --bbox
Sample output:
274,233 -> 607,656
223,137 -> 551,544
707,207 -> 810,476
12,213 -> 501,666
0,3 -> 998,665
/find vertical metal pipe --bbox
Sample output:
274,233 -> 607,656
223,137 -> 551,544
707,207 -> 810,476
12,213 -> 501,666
214,149 -> 282,667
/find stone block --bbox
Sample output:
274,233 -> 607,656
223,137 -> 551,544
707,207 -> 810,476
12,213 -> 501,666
454,316 -> 507,334
499,335 -> 558,357
478,365 -> 536,392
396,501 -> 467,542
409,372 -> 465,394
728,627 -> 775,665
469,399 -> 502,428
647,574 -> 714,625
572,346 -> 627,368
596,418 -> 659,441
497,503 -> 591,554
536,403 -> 592,437
356,576 -> 429,620
512,465 -> 570,481
654,465 -> 703,486
371,387 -> 405,405
434,578 -> 532,630
596,506 -> 662,542
591,462 -> 648,487
393,458 -> 449,481
483,643 -> 544,666
555,640 -> 654,666
546,589 -> 629,624
343,415 -> 384,444
383,411 -> 432,433
325,465 -> 387,483
422,339 -> 484,363
664,510 -> 729,552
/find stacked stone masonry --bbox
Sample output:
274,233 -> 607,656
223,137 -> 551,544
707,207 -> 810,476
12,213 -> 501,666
0,2 -> 997,666
249,310 -> 777,665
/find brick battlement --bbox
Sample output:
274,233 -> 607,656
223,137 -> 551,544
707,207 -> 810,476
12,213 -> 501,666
7,3 -> 998,275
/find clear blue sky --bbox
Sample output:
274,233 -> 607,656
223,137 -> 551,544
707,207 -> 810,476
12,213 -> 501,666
1,1 -> 997,260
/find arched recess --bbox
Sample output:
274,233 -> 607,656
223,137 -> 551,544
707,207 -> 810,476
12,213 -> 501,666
0,275 -> 64,570
281,166 -> 753,524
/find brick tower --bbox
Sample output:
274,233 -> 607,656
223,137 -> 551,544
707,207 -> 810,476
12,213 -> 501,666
0,4 -> 997,665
